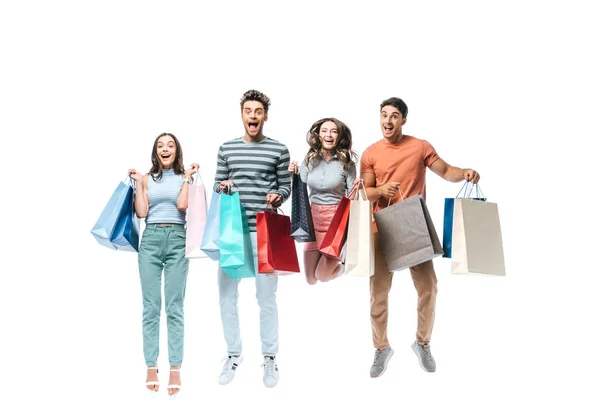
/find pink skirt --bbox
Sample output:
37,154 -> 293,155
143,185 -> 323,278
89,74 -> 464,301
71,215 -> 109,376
304,203 -> 340,252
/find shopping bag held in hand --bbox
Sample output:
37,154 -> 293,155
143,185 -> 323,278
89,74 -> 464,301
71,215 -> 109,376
110,177 -> 140,252
290,172 -> 316,242
185,172 -> 208,259
448,183 -> 506,276
257,206 -> 300,275
373,186 -> 443,272
318,181 -> 359,260
443,181 -> 486,258
344,179 -> 375,277
91,175 -> 137,251
201,189 -> 222,261
219,185 -> 256,279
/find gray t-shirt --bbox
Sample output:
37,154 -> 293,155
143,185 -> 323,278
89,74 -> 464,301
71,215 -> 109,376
300,155 -> 356,205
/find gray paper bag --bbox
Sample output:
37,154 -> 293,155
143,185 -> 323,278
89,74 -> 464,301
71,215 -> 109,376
374,195 -> 443,272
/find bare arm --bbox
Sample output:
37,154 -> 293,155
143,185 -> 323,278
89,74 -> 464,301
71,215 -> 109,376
176,163 -> 199,211
361,172 -> 401,202
129,171 -> 149,218
429,158 -> 480,183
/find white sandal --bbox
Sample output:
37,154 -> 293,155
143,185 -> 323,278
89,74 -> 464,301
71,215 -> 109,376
167,368 -> 181,398
146,366 -> 159,393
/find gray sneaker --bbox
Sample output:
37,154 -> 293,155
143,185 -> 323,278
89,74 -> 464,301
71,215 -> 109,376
411,341 -> 436,372
370,346 -> 394,378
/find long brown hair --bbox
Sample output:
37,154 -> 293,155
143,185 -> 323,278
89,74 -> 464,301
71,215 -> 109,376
149,133 -> 185,181
303,118 -> 357,171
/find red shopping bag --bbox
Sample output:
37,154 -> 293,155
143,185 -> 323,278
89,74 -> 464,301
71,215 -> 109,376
318,182 -> 360,260
257,207 -> 300,275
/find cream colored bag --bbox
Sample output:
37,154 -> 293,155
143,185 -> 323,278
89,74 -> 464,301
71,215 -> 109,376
451,198 -> 506,276
344,181 -> 374,277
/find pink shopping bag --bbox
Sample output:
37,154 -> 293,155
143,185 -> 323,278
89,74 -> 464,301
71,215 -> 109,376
185,172 -> 208,259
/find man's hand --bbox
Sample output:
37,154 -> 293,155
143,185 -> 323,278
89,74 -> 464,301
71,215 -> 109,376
377,182 -> 401,199
463,169 -> 480,184
266,193 -> 282,208
219,180 -> 234,193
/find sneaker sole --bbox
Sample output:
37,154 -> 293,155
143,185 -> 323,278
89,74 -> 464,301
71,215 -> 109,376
264,377 -> 278,388
370,348 -> 394,378
411,343 -> 436,373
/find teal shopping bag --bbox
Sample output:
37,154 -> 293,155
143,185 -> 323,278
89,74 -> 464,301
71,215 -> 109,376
219,190 -> 255,279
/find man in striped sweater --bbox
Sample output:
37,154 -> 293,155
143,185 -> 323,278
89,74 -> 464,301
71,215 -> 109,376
213,89 -> 291,388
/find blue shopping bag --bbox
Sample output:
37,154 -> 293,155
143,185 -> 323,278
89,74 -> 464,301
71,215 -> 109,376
110,180 -> 140,252
442,182 -> 486,258
201,190 -> 222,261
91,177 -> 134,250
219,190 -> 255,279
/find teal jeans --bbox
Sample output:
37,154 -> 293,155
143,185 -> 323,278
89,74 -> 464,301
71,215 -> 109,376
138,224 -> 189,366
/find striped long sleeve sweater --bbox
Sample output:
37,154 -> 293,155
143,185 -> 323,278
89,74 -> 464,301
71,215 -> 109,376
212,137 -> 291,232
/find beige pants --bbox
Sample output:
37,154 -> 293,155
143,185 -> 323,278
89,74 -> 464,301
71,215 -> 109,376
370,232 -> 438,350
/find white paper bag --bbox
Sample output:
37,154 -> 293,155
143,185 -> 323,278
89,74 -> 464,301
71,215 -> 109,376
451,198 -> 506,276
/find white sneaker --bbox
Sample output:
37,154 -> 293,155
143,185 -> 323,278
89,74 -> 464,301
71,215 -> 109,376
262,356 -> 279,388
218,355 -> 243,385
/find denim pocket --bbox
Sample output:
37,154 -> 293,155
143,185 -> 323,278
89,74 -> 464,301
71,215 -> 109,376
142,227 -> 157,238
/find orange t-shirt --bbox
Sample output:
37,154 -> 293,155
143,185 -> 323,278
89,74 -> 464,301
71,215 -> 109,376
360,135 -> 440,230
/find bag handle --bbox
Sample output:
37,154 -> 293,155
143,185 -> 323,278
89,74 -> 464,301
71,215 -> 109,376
125,174 -> 137,191
386,183 -> 406,207
456,181 -> 486,199
225,182 -> 236,194
351,179 -> 369,201
264,203 -> 284,215
346,179 -> 362,200
192,171 -> 204,186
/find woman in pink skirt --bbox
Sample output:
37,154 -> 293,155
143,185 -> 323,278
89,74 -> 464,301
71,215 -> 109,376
288,118 -> 357,284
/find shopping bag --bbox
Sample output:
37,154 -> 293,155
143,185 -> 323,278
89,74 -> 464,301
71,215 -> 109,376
257,207 -> 300,275
344,180 -> 374,277
185,173 -> 208,259
219,189 -> 255,279
443,181 -> 486,258
450,187 -> 506,275
110,180 -> 140,252
91,176 -> 135,250
374,192 -> 443,272
318,183 -> 359,260
200,190 -> 221,261
290,173 -> 316,242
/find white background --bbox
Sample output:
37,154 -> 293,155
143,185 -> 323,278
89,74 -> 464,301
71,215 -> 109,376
1,0 -> 598,399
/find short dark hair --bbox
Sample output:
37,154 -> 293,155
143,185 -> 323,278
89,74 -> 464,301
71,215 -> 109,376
380,97 -> 408,118
240,89 -> 271,114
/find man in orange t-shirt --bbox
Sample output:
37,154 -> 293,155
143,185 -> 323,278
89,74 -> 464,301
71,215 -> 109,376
361,97 -> 480,377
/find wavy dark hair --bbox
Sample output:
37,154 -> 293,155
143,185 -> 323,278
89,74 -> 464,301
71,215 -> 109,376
149,133 -> 185,181
303,118 -> 357,171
